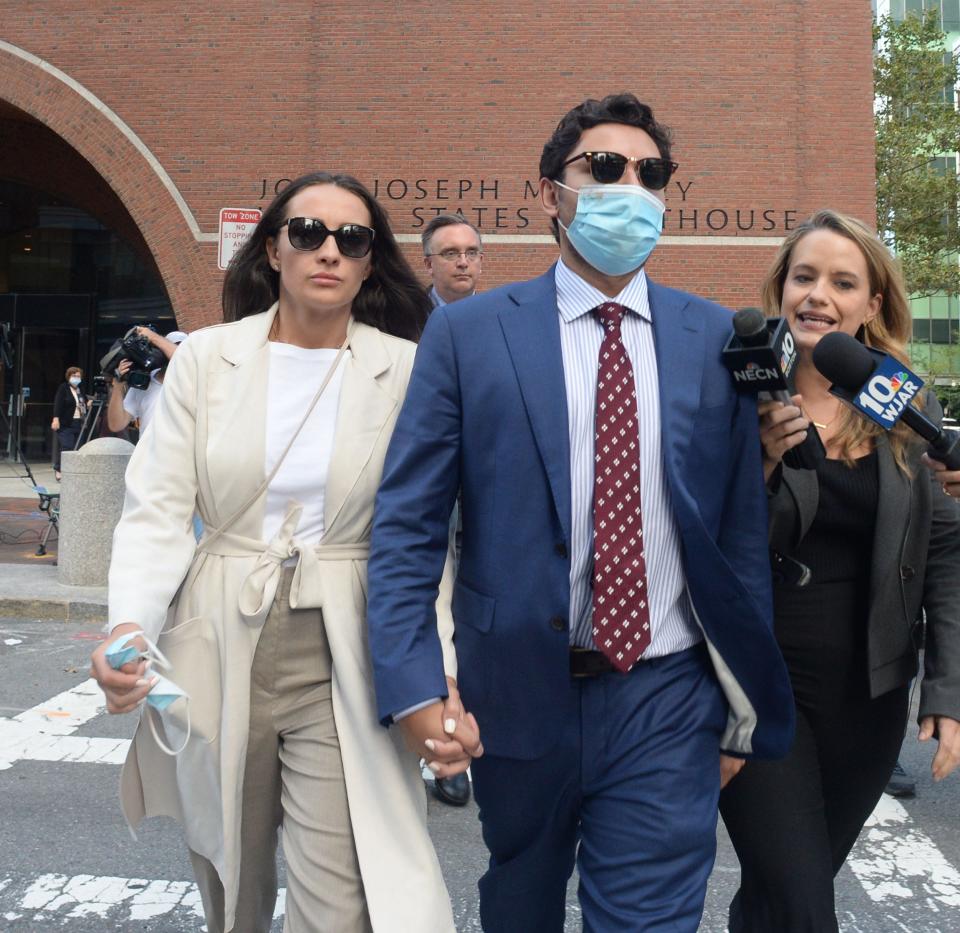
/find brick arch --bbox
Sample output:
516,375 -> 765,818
0,41 -> 219,330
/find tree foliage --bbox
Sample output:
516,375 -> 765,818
875,10 -> 960,298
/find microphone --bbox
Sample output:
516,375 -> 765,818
722,307 -> 825,470
812,331 -> 960,469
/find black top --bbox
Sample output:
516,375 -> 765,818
793,451 -> 879,586
52,382 -> 86,425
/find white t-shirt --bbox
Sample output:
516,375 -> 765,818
123,373 -> 164,435
262,342 -> 346,547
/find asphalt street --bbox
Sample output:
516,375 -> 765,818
1,617 -> 958,932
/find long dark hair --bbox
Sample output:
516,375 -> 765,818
222,172 -> 430,340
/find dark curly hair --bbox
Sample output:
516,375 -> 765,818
222,171 -> 430,341
539,93 -> 674,240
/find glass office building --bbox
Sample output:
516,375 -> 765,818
877,0 -> 960,382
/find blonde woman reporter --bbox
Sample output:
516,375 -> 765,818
719,210 -> 960,932
90,172 -> 480,933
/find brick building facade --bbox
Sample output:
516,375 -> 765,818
0,2 -> 880,459
0,1 -> 877,334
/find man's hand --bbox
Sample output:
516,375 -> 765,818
922,454 -> 960,501
135,328 -> 179,362
398,687 -> 482,779
426,676 -> 483,778
720,752 -> 745,789
919,715 -> 960,782
89,623 -> 156,714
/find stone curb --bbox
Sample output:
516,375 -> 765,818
0,596 -> 107,622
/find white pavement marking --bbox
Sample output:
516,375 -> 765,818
847,794 -> 960,909
3,638 -> 22,645
0,874 -> 286,922
0,678 -> 130,770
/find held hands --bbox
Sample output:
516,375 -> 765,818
919,715 -> 960,782
89,622 -> 158,714
922,454 -> 960,501
758,396 -> 810,483
398,677 -> 483,779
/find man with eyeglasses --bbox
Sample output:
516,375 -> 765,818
422,213 -> 483,309
368,93 -> 794,931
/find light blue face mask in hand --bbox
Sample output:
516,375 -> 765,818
104,630 -> 191,755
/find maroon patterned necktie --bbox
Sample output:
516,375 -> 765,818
592,301 -> 651,673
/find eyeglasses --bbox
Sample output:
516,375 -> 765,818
279,217 -> 375,258
427,248 -> 483,263
559,152 -> 679,190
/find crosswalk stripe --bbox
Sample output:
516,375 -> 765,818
0,873 -> 286,922
0,679 -> 129,770
847,793 -> 960,909
3,678 -> 958,926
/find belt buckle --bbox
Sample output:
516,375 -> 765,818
570,646 -> 601,679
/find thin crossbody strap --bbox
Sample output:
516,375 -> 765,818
200,327 -> 351,548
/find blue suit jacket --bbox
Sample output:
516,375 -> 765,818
367,266 -> 794,760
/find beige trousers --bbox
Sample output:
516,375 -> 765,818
190,568 -> 372,933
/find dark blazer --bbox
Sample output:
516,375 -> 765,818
367,266 -> 795,761
768,396 -> 960,722
52,382 -> 84,424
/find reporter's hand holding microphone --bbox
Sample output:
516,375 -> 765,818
758,396 -> 810,483
723,307 -> 822,483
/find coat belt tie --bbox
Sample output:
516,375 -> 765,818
197,502 -> 370,622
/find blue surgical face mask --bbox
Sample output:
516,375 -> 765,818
555,181 -> 665,276
69,377 -> 82,387
104,630 -> 191,755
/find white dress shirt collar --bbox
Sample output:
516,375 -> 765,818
554,258 -> 652,325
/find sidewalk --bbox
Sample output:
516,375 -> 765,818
0,460 -> 107,622
0,562 -> 106,621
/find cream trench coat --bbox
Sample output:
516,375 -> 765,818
108,305 -> 457,932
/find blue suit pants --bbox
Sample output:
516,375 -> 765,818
471,644 -> 727,932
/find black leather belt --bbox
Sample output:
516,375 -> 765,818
569,647 -> 616,678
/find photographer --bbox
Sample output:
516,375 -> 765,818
106,328 -> 187,436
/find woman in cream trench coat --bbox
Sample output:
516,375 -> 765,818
92,172 -> 479,932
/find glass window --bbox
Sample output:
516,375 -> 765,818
943,0 -> 960,29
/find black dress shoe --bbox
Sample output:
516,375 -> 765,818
433,772 -> 471,807
884,760 -> 916,799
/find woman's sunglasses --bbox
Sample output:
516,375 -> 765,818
560,151 -> 679,190
279,217 -> 375,258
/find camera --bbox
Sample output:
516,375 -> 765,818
99,326 -> 166,390
91,374 -> 110,399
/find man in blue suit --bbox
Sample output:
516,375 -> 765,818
367,93 -> 795,931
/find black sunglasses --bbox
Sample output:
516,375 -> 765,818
279,217 -> 375,258
559,151 -> 679,190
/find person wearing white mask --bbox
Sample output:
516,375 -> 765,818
366,93 -> 795,931
51,365 -> 87,481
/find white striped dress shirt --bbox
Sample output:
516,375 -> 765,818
555,259 -> 701,656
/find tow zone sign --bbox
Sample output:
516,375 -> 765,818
218,208 -> 262,270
